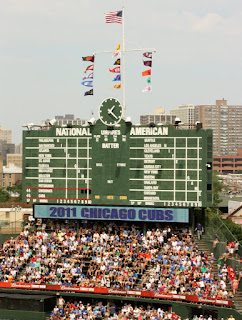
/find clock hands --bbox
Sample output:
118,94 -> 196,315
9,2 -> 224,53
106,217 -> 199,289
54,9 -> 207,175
108,105 -> 118,119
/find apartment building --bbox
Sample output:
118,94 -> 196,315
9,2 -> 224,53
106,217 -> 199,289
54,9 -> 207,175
140,108 -> 176,125
195,99 -> 242,156
41,114 -> 86,127
0,127 -> 12,144
170,104 -> 195,127
7,154 -> 22,168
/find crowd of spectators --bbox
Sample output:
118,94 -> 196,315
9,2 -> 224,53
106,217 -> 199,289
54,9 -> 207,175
50,299 -> 181,319
221,241 -> 240,261
49,299 -> 238,320
0,221 -> 239,301
0,228 -> 48,282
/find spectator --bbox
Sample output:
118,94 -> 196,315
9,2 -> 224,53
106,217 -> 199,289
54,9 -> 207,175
195,223 -> 204,240
213,234 -> 220,249
232,278 -> 239,295
234,241 -> 240,259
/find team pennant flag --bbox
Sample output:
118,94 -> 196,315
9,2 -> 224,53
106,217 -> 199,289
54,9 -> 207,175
84,64 -> 94,73
113,51 -> 121,58
115,43 -> 121,51
111,82 -> 121,89
84,89 -> 93,96
81,81 -> 93,87
143,52 -> 152,59
142,69 -> 152,76
143,60 -> 152,67
109,66 -> 121,73
82,56 -> 95,62
104,11 -> 122,24
82,73 -> 94,81
114,58 -> 121,65
147,77 -> 151,84
142,86 -> 152,92
113,74 -> 121,81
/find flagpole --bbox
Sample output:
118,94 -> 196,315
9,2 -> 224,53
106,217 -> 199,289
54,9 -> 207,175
122,6 -> 125,119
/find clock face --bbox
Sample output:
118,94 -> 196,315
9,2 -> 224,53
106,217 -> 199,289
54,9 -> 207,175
99,98 -> 123,126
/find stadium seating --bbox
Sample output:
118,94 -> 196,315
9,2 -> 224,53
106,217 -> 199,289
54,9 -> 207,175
49,300 -> 181,319
0,221 -> 236,301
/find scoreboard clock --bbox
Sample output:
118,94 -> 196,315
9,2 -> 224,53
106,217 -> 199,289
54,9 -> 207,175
99,98 -> 123,126
22,98 -> 213,208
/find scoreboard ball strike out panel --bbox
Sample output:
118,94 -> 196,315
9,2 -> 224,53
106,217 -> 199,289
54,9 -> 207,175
23,98 -> 213,208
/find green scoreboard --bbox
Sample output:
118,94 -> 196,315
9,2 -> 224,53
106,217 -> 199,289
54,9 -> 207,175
23,98 -> 213,208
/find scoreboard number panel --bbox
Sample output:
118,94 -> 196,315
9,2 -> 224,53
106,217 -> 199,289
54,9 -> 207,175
23,98 -> 213,208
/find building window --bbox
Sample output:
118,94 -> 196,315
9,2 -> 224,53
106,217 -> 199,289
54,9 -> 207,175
222,159 -> 234,162
2,173 -> 5,178
9,174 -> 12,178
2,182 -> 5,187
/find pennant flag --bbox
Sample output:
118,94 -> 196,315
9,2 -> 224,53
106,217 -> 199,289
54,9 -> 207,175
82,73 -> 94,81
142,86 -> 152,92
81,81 -> 93,87
143,52 -> 152,59
113,74 -> 121,81
143,60 -> 152,67
147,77 -> 151,84
84,89 -> 93,96
142,69 -> 152,76
113,51 -> 121,58
114,58 -> 121,65
82,56 -> 95,62
111,82 -> 121,89
84,64 -> 94,73
104,11 -> 122,24
109,66 -> 121,73
115,43 -> 121,51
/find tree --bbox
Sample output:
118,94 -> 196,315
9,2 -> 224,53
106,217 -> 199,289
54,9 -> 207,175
235,170 -> 242,174
0,188 -> 10,202
212,171 -> 223,208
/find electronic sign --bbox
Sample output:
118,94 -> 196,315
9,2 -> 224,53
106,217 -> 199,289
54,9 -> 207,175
23,98 -> 213,208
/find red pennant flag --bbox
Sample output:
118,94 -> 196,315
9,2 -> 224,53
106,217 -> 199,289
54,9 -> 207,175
143,60 -> 152,67
143,52 -> 152,59
142,69 -> 152,76
84,64 -> 94,73
109,67 -> 121,73
82,56 -> 95,62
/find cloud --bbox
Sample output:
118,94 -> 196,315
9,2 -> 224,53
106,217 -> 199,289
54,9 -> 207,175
183,11 -> 242,35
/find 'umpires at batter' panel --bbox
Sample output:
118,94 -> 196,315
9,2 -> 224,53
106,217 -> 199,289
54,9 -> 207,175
22,98 -> 213,208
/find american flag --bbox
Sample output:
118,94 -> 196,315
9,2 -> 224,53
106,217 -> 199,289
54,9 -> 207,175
104,11 -> 122,24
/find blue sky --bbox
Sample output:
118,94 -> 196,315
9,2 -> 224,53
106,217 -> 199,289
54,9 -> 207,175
1,0 -> 242,143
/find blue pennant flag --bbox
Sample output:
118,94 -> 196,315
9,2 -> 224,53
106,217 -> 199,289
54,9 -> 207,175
112,74 -> 121,81
81,81 -> 93,87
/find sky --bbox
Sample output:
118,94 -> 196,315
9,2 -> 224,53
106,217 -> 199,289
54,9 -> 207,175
1,0 -> 242,144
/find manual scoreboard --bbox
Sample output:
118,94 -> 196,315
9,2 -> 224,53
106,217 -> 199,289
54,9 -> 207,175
23,98 -> 213,208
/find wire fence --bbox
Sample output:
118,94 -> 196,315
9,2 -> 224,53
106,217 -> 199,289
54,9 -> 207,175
0,220 -> 23,235
205,209 -> 242,258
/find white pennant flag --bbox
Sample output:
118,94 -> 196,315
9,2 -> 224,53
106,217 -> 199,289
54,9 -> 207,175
142,86 -> 152,93
112,51 -> 121,58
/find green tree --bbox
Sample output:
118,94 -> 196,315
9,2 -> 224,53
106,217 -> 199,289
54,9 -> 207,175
212,171 -> 223,208
0,188 -> 10,202
235,170 -> 242,174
